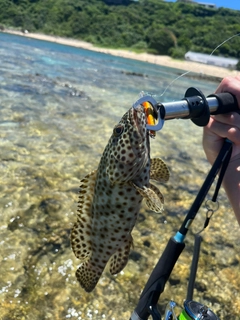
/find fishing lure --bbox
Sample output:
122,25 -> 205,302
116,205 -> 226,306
142,101 -> 156,138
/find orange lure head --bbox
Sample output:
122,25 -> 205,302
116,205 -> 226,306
142,101 -> 157,138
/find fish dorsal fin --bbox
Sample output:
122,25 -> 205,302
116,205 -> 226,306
150,158 -> 170,182
71,170 -> 97,261
109,235 -> 132,275
132,182 -> 164,213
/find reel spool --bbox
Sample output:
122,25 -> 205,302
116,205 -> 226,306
164,300 -> 219,320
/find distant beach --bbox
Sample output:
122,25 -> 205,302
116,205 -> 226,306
3,29 -> 239,80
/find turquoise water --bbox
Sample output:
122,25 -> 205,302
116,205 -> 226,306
0,32 -> 239,319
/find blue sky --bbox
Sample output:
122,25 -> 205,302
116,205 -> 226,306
167,0 -> 240,11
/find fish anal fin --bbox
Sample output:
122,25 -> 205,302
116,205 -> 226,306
150,158 -> 170,182
132,182 -> 164,213
76,261 -> 103,293
109,236 -> 132,275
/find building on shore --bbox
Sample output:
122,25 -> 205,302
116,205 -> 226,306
177,0 -> 216,9
185,51 -> 239,69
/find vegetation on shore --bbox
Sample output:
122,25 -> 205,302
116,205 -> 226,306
0,0 -> 240,63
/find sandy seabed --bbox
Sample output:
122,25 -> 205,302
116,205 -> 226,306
3,29 -> 239,80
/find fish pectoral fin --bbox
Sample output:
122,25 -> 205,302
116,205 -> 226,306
76,261 -> 103,293
71,222 -> 92,261
150,158 -> 170,182
132,182 -> 164,213
109,236 -> 132,275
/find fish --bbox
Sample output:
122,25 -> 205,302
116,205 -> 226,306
71,103 -> 170,292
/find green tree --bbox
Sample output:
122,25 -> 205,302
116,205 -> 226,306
0,0 -> 240,60
147,27 -> 176,55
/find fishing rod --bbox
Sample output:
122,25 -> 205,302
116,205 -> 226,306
130,87 -> 239,320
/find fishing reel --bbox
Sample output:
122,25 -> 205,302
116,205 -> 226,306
164,300 -> 219,320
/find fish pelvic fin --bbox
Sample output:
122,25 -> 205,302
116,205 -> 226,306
109,236 -> 132,275
132,182 -> 164,213
76,261 -> 103,293
150,158 -> 170,182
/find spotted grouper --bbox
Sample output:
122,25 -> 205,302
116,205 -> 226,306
71,104 -> 169,292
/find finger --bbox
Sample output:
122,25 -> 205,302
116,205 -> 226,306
215,76 -> 240,108
211,112 -> 240,128
215,75 -> 240,93
207,117 -> 240,145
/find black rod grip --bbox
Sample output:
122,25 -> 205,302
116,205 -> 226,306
208,92 -> 239,115
131,237 -> 185,320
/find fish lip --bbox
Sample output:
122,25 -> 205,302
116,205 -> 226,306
132,105 -> 146,139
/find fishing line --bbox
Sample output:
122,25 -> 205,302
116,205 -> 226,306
159,32 -> 240,97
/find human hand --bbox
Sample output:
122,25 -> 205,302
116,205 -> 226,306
203,75 -> 240,164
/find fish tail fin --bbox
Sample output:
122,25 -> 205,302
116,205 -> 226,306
76,261 -> 103,293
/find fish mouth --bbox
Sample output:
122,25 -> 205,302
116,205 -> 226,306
132,105 -> 147,138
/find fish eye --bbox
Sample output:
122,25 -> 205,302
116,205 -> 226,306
113,124 -> 124,137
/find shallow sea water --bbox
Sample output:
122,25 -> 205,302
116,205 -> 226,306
0,32 -> 239,319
